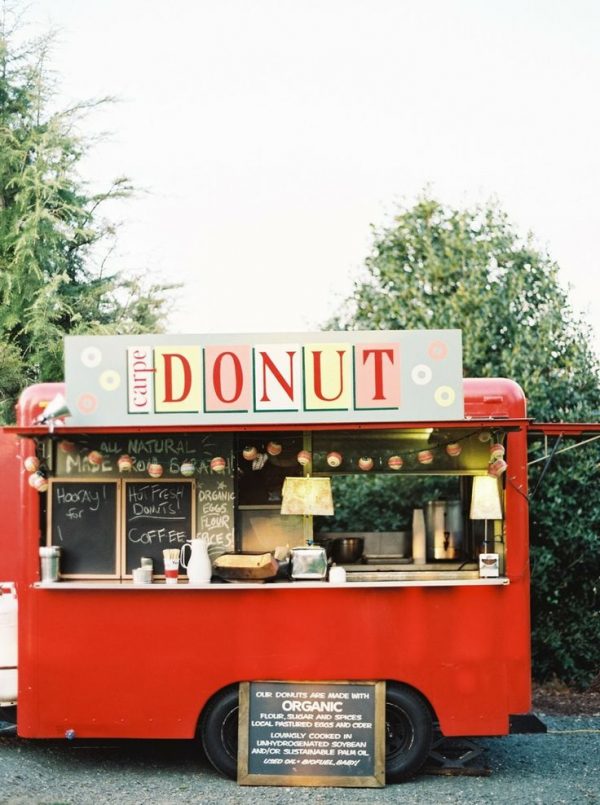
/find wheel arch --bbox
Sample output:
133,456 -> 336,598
385,678 -> 439,723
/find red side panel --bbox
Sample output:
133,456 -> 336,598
18,583 -> 530,740
11,377 -> 533,740
0,430 -> 26,585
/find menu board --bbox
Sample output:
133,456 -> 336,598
196,474 -> 235,557
48,480 -> 119,577
54,433 -> 234,478
123,480 -> 195,575
238,681 -> 385,788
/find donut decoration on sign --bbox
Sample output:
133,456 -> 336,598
117,454 -> 134,472
148,461 -> 163,478
387,455 -> 404,471
180,460 -> 195,477
24,456 -> 40,473
266,441 -> 282,456
446,443 -> 462,457
417,450 -> 434,465
297,450 -> 312,466
326,451 -> 343,468
358,456 -> 374,471
242,446 -> 258,461
210,456 -> 226,473
58,439 -> 77,454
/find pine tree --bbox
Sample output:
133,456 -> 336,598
0,6 -> 176,422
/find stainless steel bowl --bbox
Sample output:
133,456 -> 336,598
330,537 -> 364,564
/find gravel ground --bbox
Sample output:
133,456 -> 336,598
0,715 -> 599,804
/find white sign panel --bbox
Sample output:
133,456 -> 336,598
64,330 -> 464,427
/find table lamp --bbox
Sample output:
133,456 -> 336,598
281,476 -> 334,544
469,475 -> 503,553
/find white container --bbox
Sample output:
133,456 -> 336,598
0,583 -> 18,704
328,565 -> 347,583
132,567 -> 152,584
479,553 -> 499,578
411,509 -> 426,564
181,537 -> 212,583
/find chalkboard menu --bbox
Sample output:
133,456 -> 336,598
238,681 -> 385,788
48,480 -> 119,577
122,480 -> 195,575
54,433 -> 234,479
196,474 -> 235,557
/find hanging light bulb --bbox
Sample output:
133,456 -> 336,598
180,459 -> 195,477
148,460 -> 163,478
417,450 -> 434,465
24,456 -> 40,473
326,451 -> 343,468
488,458 -> 507,478
297,450 -> 312,466
490,442 -> 505,461
117,454 -> 134,472
210,456 -> 226,473
87,450 -> 103,466
28,471 -> 48,492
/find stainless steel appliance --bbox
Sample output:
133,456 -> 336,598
290,546 -> 328,580
424,500 -> 463,560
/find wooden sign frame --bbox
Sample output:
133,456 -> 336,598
121,478 -> 196,578
238,680 -> 385,788
47,479 -> 121,579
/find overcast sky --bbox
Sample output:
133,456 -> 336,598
31,0 -> 600,353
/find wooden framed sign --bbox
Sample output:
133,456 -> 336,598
47,479 -> 120,578
122,479 -> 195,575
238,680 -> 385,788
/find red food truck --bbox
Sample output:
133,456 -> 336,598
0,330 -> 553,786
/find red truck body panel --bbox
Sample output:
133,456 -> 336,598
3,377 -> 532,740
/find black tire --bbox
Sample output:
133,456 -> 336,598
385,684 -> 433,782
199,682 -> 433,783
200,684 -> 240,780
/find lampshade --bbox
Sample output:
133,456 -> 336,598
280,476 -> 334,516
470,476 -> 503,520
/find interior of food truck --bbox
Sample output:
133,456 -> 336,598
235,426 -> 506,577
32,423 -> 507,583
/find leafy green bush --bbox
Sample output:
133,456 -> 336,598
529,444 -> 600,688
327,195 -> 600,687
